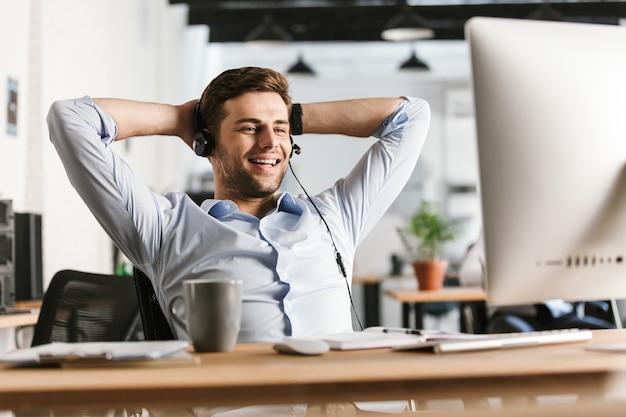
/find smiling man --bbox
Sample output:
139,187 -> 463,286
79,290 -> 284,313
47,66 -> 431,344
207,91 -> 293,217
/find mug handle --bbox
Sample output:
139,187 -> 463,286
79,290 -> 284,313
168,295 -> 187,331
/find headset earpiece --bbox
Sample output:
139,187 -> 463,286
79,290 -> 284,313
193,100 -> 214,157
193,130 -> 214,157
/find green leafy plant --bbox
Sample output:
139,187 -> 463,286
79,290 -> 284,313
397,200 -> 461,262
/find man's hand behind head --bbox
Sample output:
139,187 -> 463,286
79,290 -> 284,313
178,99 -> 200,151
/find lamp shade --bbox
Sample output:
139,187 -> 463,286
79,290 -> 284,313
382,12 -> 434,41
399,49 -> 429,71
287,53 -> 315,75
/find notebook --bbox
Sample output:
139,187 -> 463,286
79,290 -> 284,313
0,340 -> 191,366
319,327 -> 486,350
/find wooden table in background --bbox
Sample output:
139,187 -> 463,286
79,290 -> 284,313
0,301 -> 40,329
386,286 -> 487,330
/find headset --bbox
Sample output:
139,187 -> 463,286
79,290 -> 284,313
193,100 -> 362,330
194,130 -> 301,159
192,102 -> 301,158
191,100 -> 214,157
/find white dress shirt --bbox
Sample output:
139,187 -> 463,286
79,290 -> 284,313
47,95 -> 430,342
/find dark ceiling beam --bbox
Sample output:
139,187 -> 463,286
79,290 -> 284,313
169,0 -> 395,6
170,1 -> 626,42
190,6 -> 404,42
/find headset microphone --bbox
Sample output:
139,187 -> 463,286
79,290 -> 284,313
291,141 -> 301,157
195,133 -> 300,159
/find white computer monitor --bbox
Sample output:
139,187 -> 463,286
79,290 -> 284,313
466,17 -> 626,306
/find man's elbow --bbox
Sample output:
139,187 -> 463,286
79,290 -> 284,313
46,99 -> 75,141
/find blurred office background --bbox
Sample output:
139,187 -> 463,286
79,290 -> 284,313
1,0 -> 625,341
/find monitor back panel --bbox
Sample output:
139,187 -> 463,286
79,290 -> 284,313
466,17 -> 626,305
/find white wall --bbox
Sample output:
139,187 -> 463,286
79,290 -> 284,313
38,0 -> 205,279
0,0 -> 30,208
0,0 -> 30,355
0,0 -> 209,290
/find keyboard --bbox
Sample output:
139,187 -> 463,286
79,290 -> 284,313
393,328 -> 593,354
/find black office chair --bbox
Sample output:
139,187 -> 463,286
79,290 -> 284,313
132,267 -> 175,341
488,301 -> 617,333
31,269 -> 141,346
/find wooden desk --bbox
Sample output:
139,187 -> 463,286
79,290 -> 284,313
1,329 -> 626,413
0,301 -> 40,329
386,286 -> 487,330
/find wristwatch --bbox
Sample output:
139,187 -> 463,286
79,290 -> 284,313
290,103 -> 303,135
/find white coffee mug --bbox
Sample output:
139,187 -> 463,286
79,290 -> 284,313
169,278 -> 243,352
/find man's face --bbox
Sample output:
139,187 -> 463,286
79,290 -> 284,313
210,91 -> 292,199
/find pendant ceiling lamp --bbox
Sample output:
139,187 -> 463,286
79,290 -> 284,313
381,0 -> 434,41
399,48 -> 429,71
287,52 -> 316,76
526,2 -> 567,21
245,14 -> 292,46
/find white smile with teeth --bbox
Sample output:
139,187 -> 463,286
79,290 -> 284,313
251,159 -> 278,166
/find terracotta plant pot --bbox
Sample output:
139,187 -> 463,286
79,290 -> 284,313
412,260 -> 448,291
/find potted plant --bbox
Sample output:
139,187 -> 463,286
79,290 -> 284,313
397,200 -> 461,290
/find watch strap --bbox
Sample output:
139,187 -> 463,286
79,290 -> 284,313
290,103 -> 303,135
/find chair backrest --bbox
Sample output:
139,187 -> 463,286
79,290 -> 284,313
133,267 -> 175,340
31,270 -> 140,346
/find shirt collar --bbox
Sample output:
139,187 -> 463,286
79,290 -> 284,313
206,200 -> 238,219
204,193 -> 303,219
276,193 -> 303,215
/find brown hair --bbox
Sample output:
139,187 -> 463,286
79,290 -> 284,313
195,67 -> 292,138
